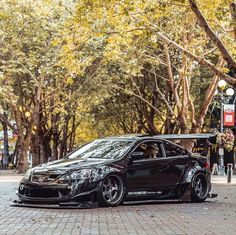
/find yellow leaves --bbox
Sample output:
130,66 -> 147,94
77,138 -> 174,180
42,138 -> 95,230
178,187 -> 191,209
75,121 -> 98,144
51,39 -> 59,47
62,0 -> 165,70
198,0 -> 230,9
24,111 -> 31,118
197,0 -> 231,25
0,12 -> 10,20
42,0 -> 52,4
219,67 -> 229,74
66,76 -> 74,85
59,0 -> 235,88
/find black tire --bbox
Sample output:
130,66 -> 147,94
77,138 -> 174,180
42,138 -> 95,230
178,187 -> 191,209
97,174 -> 124,207
191,173 -> 209,202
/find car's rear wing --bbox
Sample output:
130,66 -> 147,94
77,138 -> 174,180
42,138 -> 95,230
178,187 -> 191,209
157,133 -> 216,140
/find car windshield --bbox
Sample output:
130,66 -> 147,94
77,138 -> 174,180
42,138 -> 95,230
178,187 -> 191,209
66,139 -> 134,160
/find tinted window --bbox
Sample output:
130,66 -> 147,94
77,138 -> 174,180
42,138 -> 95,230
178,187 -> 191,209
132,142 -> 162,160
67,139 -> 134,160
163,142 -> 185,157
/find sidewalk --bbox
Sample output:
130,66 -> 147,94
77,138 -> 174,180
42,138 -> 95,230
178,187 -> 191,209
211,175 -> 236,185
0,170 -> 24,182
0,169 -> 23,176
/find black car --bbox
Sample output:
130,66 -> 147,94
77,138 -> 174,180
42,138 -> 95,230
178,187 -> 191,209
17,134 -> 213,207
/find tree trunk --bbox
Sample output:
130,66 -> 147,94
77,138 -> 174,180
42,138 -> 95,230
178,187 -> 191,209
59,115 -> 70,158
17,140 -> 29,174
68,115 -> 76,152
14,108 -> 31,173
1,113 -> 9,164
52,131 -> 60,160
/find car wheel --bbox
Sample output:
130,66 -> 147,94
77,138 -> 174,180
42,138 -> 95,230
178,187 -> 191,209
97,175 -> 124,207
191,173 -> 209,202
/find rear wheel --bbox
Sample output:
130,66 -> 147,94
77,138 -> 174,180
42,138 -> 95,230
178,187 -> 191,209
191,173 -> 209,202
97,175 -> 124,207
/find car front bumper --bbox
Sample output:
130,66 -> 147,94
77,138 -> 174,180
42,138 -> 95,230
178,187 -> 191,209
17,180 -> 99,204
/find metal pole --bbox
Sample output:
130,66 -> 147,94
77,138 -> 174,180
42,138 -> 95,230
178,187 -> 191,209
219,100 -> 225,175
227,163 -> 233,183
220,101 -> 224,133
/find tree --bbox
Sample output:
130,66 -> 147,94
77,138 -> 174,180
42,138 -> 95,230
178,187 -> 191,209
56,0 -> 236,151
0,0 -> 80,172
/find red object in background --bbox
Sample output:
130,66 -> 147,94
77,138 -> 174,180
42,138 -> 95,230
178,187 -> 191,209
13,133 -> 18,139
224,104 -> 235,126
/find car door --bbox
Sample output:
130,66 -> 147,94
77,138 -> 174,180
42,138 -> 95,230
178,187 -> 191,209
160,140 -> 191,188
125,140 -> 190,195
125,140 -> 169,193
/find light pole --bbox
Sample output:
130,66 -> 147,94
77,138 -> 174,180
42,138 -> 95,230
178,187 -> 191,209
217,80 -> 235,175
0,145 -> 3,169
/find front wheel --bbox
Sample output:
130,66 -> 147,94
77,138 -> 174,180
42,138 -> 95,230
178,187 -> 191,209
191,173 -> 209,202
97,175 -> 124,207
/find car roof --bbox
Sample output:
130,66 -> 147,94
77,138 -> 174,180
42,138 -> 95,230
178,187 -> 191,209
103,134 -> 150,141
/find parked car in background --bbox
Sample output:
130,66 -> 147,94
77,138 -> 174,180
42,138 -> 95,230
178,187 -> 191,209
16,134 -> 213,207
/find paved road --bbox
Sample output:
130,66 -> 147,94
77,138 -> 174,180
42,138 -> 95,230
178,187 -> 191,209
0,174 -> 235,235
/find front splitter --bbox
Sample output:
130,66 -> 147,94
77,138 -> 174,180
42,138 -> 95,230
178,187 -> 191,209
11,200 -> 99,209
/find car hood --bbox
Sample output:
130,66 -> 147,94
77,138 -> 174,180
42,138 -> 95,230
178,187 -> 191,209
33,157 -> 111,174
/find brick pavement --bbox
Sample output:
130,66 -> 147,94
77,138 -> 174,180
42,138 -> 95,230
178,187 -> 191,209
0,173 -> 235,235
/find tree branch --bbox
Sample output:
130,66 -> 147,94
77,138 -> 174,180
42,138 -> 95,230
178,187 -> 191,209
189,0 -> 236,70
0,113 -> 17,131
164,43 -> 182,110
230,2 -> 236,41
156,32 -> 236,86
195,58 -> 225,129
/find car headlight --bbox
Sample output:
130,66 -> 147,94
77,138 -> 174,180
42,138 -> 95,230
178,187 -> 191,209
24,169 -> 32,180
60,169 -> 92,181
71,169 -> 92,180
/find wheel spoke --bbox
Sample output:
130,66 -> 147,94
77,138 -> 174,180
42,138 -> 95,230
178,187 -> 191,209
196,178 -> 201,186
107,177 -> 112,187
103,190 -> 111,201
102,189 -> 108,197
111,185 -> 118,192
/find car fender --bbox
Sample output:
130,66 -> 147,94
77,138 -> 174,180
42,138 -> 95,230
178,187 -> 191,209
178,165 -> 211,202
96,169 -> 125,188
181,160 -> 209,184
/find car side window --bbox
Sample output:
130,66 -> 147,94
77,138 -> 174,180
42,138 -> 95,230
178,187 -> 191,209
163,141 -> 185,157
132,142 -> 162,160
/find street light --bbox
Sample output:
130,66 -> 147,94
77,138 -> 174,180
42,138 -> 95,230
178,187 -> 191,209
226,88 -> 235,96
218,79 -> 227,89
216,80 -> 235,175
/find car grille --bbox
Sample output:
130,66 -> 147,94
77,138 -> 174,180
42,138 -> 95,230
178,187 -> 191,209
31,173 -> 61,183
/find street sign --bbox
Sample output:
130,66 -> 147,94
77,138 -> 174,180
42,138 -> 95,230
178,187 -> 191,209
223,104 -> 235,126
